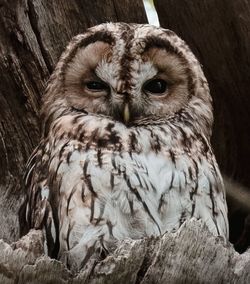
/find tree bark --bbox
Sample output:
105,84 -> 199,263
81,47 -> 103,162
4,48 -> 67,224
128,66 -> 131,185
0,220 -> 249,284
0,0 -> 147,243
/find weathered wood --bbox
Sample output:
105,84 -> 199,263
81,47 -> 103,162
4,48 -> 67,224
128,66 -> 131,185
154,0 -> 250,252
0,0 -> 147,243
0,220 -> 249,284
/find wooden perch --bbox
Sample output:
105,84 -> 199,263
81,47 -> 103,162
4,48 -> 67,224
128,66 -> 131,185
0,219 -> 249,283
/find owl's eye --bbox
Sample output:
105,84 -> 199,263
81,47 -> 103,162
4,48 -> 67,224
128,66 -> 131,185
86,81 -> 109,92
143,79 -> 167,94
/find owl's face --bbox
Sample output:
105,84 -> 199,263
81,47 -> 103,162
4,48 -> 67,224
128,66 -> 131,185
43,23 -> 212,135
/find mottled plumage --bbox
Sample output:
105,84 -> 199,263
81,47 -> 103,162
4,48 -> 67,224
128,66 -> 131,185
20,23 -> 228,271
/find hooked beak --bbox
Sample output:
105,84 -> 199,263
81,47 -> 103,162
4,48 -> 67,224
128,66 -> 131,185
123,103 -> 130,124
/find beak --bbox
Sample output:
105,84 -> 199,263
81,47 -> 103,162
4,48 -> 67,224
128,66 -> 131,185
123,103 -> 130,124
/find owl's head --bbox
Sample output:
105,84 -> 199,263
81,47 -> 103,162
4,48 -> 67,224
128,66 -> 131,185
42,23 -> 213,137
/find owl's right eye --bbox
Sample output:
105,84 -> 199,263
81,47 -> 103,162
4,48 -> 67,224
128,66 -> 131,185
86,81 -> 109,92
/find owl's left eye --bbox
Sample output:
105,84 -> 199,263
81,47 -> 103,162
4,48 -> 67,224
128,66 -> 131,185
86,81 -> 109,92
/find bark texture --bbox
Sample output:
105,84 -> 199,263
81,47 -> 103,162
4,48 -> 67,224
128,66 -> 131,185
154,0 -> 250,252
0,220 -> 249,284
0,0 -> 147,243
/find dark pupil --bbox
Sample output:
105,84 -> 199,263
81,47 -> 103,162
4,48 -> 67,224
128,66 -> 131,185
144,79 -> 167,94
86,81 -> 107,90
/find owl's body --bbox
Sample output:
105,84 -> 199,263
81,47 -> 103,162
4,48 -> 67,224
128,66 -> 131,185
20,23 -> 228,270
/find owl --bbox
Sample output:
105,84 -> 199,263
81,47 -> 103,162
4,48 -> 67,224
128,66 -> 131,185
19,23 -> 229,271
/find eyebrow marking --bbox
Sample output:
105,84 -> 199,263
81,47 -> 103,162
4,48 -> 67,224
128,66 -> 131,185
78,31 -> 115,48
61,30 -> 115,75
143,35 -> 179,54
